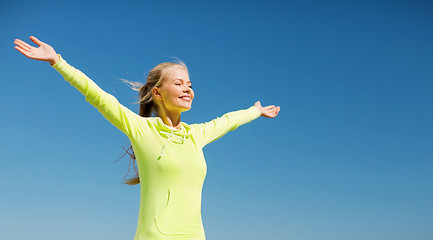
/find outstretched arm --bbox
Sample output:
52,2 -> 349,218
191,102 -> 281,148
13,36 -> 143,138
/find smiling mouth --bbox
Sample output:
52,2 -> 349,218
179,96 -> 191,102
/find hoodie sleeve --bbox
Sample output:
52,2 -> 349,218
192,106 -> 262,148
51,54 -> 142,138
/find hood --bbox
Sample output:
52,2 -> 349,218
155,117 -> 192,160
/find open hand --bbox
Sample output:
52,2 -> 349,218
254,101 -> 280,118
14,36 -> 59,65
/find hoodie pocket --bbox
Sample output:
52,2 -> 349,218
155,188 -> 202,235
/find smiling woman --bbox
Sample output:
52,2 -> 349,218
13,36 -> 281,240
153,67 -> 195,119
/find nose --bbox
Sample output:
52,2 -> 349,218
183,85 -> 191,93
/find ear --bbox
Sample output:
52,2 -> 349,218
152,87 -> 162,100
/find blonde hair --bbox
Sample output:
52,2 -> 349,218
116,59 -> 188,185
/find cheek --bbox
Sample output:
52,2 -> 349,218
164,87 -> 180,99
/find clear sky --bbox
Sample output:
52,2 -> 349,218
1,0 -> 432,239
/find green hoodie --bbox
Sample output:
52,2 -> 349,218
52,55 -> 262,240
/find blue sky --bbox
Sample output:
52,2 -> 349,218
1,0 -> 432,239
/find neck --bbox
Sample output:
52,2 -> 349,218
157,109 -> 182,130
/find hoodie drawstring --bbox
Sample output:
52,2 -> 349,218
158,130 -> 188,160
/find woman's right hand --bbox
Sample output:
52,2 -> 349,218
14,36 -> 59,65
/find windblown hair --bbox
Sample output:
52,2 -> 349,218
116,59 -> 188,185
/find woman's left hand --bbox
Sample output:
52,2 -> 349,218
254,101 -> 281,118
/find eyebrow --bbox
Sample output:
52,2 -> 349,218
173,79 -> 192,84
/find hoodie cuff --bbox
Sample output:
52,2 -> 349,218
50,54 -> 66,69
249,105 -> 262,119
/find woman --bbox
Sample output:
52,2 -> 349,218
14,36 -> 281,240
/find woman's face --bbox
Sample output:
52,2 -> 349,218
154,67 -> 194,113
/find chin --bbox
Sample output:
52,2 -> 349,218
180,105 -> 192,112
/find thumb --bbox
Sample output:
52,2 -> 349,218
30,36 -> 44,46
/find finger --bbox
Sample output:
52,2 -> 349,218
15,39 -> 33,49
14,40 -> 32,51
265,107 -> 279,112
30,36 -> 44,46
265,105 -> 276,109
14,46 -> 33,58
269,108 -> 279,116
